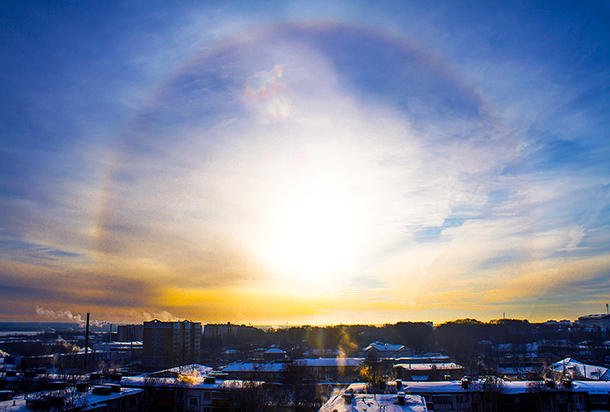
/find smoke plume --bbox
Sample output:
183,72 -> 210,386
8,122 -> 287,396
35,306 -> 110,328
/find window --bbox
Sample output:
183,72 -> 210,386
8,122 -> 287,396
456,395 -> 464,403
203,391 -> 211,401
590,394 -> 609,404
190,398 -> 198,406
433,396 -> 452,404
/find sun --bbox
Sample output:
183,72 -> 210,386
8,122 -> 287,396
257,190 -> 359,291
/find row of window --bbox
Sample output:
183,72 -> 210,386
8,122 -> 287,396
423,393 -> 589,406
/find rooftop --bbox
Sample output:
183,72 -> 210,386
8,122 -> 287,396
319,393 -> 427,412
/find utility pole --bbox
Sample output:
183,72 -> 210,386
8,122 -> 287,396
84,313 -> 90,373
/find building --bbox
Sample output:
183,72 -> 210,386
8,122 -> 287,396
221,358 -> 364,383
346,379 -> 610,412
122,374 -> 242,412
147,364 -> 213,379
319,391 -> 428,412
303,349 -> 345,358
117,324 -> 143,342
578,314 -> 610,330
299,358 -> 363,382
94,341 -> 143,369
394,361 -> 466,381
0,386 -> 142,412
263,347 -> 287,361
221,362 -> 286,382
549,357 -> 610,380
203,322 -> 255,343
143,320 -> 202,370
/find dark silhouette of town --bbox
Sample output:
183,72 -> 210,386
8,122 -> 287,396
2,315 -> 610,411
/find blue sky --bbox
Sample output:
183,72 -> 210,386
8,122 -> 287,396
1,1 -> 610,325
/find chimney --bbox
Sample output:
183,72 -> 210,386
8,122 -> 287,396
343,389 -> 354,405
397,392 -> 405,405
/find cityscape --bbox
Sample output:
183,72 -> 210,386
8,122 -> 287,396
3,313 -> 610,411
2,0 -> 610,411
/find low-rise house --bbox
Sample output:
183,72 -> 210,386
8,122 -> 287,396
303,349 -> 345,358
299,358 -> 363,382
549,357 -> 610,380
394,362 -> 466,381
578,314 -> 610,330
221,362 -> 286,382
220,349 -> 244,362
263,347 -> 287,361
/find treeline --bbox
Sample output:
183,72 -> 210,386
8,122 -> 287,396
203,318 -> 610,363
201,322 -> 434,355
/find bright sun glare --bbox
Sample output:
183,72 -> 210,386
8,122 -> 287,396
259,191 -> 357,291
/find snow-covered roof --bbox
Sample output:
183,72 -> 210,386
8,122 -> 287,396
301,358 -> 363,367
221,362 -> 286,373
395,363 -> 463,371
319,393 -> 427,412
395,354 -> 451,363
551,358 -> 609,380
122,376 -> 251,389
363,342 -> 405,353
82,387 -> 143,411
579,314 -> 610,320
148,364 -> 213,378
221,349 -> 242,354
345,379 -> 610,397
264,348 -> 286,354
0,387 -> 143,412
571,381 -> 610,393
303,349 -> 345,357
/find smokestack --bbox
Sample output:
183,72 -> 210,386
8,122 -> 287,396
109,323 -> 112,343
84,313 -> 90,373
606,304 -> 609,315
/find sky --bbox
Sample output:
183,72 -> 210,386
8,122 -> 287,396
1,1 -> 610,326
